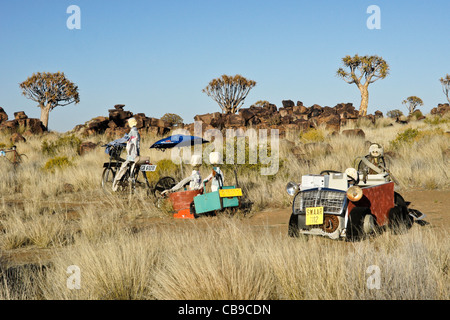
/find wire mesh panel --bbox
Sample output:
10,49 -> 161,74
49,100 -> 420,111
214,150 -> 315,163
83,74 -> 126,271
293,189 -> 346,215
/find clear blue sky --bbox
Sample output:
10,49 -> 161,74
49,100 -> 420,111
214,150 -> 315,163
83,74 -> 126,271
1,0 -> 449,132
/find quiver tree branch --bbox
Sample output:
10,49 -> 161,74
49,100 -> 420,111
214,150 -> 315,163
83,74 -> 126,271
336,54 -> 389,116
19,72 -> 80,129
203,74 -> 256,114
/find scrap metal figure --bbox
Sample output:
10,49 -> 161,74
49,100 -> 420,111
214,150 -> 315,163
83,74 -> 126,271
203,152 -> 224,192
112,117 -> 140,191
161,155 -> 203,195
356,143 -> 399,185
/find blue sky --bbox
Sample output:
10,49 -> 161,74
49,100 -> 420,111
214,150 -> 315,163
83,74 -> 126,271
0,0 -> 449,132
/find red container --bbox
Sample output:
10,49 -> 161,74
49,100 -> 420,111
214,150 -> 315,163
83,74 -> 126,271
169,189 -> 203,212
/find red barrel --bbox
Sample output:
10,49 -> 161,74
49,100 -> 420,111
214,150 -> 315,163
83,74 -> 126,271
169,189 -> 203,212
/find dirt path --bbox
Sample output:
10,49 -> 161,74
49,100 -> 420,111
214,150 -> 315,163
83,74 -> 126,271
246,190 -> 450,233
2,190 -> 448,267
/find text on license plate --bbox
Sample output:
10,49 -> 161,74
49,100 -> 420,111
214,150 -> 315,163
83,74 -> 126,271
140,164 -> 157,172
305,207 -> 324,225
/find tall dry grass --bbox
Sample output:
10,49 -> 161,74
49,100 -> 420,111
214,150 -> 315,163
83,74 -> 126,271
3,217 -> 447,300
0,117 -> 448,300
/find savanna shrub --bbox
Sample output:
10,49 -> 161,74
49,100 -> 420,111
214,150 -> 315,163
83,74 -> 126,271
41,135 -> 82,156
390,128 -> 420,148
43,156 -> 73,172
299,128 -> 325,142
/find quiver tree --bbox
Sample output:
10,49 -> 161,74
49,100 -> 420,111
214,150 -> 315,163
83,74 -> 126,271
337,54 -> 389,116
440,74 -> 450,103
402,96 -> 423,115
19,72 -> 80,129
203,74 -> 256,114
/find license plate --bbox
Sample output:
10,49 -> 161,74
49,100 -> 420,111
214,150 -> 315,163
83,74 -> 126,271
305,207 -> 324,225
219,188 -> 242,198
140,164 -> 157,172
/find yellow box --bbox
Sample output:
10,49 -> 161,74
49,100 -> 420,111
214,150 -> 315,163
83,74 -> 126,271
305,207 -> 324,225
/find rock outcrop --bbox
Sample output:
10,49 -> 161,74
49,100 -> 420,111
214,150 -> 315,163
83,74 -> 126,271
72,104 -> 172,137
188,102 -> 363,138
0,110 -> 46,135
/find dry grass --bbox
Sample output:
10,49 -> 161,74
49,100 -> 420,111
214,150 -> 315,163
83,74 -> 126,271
3,218 -> 446,300
0,117 -> 448,300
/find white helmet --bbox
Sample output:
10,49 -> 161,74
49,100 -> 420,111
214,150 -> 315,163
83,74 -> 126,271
209,152 -> 221,165
345,167 -> 358,181
369,143 -> 383,158
191,154 -> 202,166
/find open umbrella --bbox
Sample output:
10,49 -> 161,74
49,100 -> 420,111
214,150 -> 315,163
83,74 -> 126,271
150,134 -> 209,175
150,134 -> 209,150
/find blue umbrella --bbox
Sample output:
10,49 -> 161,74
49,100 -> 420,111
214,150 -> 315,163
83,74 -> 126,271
150,134 -> 209,150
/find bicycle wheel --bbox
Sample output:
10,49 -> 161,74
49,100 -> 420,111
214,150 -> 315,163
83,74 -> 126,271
153,176 -> 176,197
101,167 -> 115,191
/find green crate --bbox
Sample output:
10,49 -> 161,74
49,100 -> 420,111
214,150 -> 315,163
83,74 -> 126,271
193,191 -> 222,214
221,186 -> 240,208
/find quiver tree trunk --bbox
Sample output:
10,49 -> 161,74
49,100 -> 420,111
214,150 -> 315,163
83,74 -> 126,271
40,104 -> 51,130
359,86 -> 369,116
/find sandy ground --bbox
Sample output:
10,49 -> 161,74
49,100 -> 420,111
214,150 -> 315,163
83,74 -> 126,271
2,190 -> 449,267
248,190 -> 449,233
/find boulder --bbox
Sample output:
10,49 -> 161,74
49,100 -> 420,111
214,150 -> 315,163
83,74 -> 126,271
263,103 -> 277,113
85,117 -> 109,134
10,133 -> 26,143
108,107 -> 133,123
293,119 -> 310,131
194,112 -> 223,127
238,108 -> 255,123
133,113 -> 150,129
282,100 -> 295,108
308,104 -> 323,118
316,113 -> 341,132
0,107 -> 8,123
79,141 -> 98,156
342,129 -> 366,139
293,105 -> 308,114
14,111 -> 28,120
430,103 -> 450,116
224,114 -> 245,127
0,118 -> 46,135
334,103 -> 359,119
279,108 -> 292,118
322,106 -> 337,115
194,113 -> 214,125
374,110 -> 383,118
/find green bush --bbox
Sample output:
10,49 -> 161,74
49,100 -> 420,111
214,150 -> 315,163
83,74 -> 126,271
424,114 -> 450,125
43,156 -> 73,172
387,109 -> 404,119
390,128 -> 420,148
299,128 -> 325,143
41,135 -> 82,156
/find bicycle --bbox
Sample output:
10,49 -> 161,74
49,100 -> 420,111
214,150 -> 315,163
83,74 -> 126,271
101,141 -> 177,197
0,146 -> 27,168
